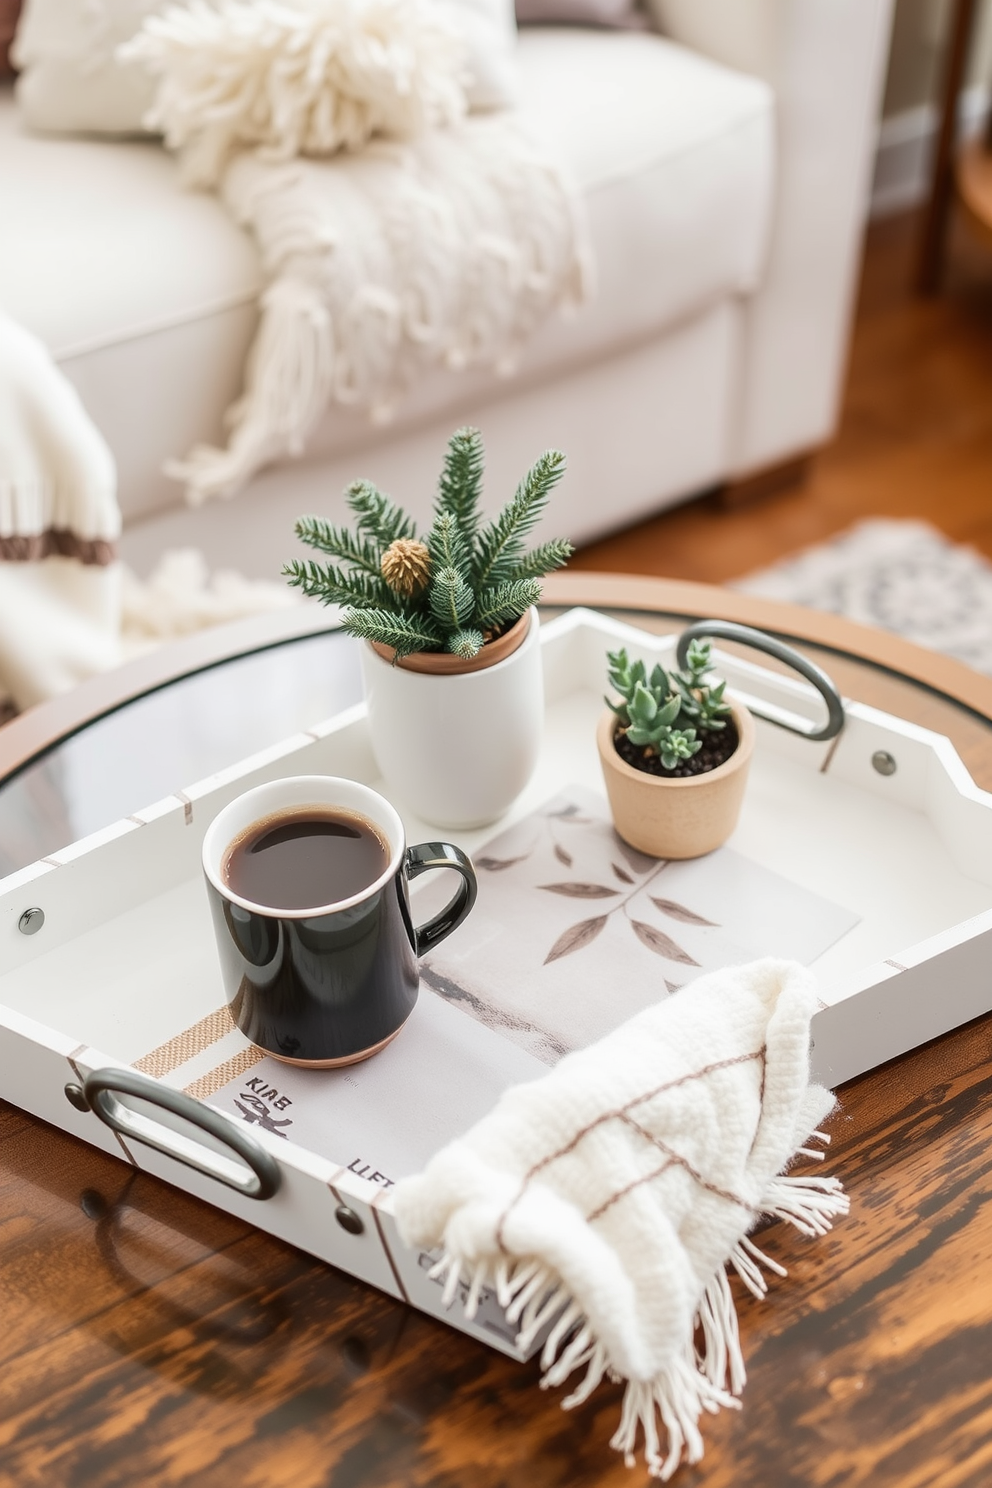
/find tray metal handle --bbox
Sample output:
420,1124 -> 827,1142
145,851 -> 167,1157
83,1067 -> 281,1201
676,620 -> 845,743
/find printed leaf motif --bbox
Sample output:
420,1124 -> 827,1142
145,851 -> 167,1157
539,883 -> 620,899
545,804 -> 591,823
545,916 -> 607,963
476,854 -> 529,872
611,862 -> 634,884
650,898 -> 718,927
612,835 -> 659,876
629,920 -> 700,965
665,981 -> 684,994
554,843 -> 574,868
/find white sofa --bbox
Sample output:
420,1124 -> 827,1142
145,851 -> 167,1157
0,0 -> 894,580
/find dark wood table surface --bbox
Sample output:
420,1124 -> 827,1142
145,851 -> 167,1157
2,576 -> 991,1488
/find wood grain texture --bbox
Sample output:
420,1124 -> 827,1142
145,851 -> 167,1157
1,1009 -> 991,1487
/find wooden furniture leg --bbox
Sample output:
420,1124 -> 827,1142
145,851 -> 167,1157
916,0 -> 981,294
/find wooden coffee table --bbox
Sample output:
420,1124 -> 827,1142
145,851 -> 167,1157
2,575 -> 991,1487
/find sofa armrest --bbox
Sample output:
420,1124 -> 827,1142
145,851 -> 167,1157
649,0 -> 895,475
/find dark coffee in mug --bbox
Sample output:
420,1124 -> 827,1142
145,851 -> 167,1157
222,806 -> 389,911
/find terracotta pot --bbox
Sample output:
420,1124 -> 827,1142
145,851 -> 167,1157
596,700 -> 755,859
360,608 -> 542,829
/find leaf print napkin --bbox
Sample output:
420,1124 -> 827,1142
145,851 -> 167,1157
420,786 -> 859,1065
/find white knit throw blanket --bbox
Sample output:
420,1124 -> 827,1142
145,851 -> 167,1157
0,311 -> 297,711
394,959 -> 848,1480
124,3 -> 589,504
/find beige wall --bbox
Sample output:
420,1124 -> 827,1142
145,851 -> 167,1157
883,0 -> 992,116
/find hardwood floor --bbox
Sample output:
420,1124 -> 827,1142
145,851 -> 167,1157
572,209 -> 992,582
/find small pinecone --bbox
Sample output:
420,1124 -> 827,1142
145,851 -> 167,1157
381,538 -> 431,598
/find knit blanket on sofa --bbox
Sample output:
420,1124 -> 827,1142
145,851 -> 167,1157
124,0 -> 590,505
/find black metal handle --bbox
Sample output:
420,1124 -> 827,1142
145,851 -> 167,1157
83,1068 -> 281,1200
405,842 -> 478,955
676,620 -> 845,742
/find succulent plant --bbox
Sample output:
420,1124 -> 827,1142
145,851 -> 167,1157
606,640 -> 730,770
284,427 -> 573,660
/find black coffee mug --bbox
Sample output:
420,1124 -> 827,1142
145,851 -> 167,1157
202,776 -> 477,1067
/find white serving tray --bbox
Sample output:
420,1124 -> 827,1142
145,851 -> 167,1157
2,607 -> 991,1356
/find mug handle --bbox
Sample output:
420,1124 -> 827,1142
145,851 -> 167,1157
405,842 -> 478,954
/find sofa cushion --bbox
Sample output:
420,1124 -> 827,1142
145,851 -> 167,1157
0,29 -> 773,523
11,0 -> 519,134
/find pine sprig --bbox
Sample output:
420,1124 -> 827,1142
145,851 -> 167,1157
346,479 -> 416,547
475,578 -> 542,632
449,628 -> 485,659
285,431 -> 572,658
512,537 -> 574,580
293,515 -> 384,579
426,511 -> 471,585
473,450 -> 567,590
284,558 -> 391,609
340,609 -> 443,657
429,567 -> 474,631
436,427 -> 484,550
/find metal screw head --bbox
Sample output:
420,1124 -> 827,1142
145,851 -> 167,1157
64,1082 -> 90,1113
872,751 -> 897,777
334,1203 -> 364,1236
18,907 -> 45,935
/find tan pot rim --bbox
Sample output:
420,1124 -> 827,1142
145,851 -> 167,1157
596,698 -> 755,789
369,607 -> 533,675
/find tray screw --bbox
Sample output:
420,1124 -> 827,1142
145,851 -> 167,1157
872,751 -> 897,777
64,1083 -> 90,1113
335,1204 -> 364,1236
18,907 -> 45,935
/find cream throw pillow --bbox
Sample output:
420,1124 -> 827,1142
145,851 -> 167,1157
11,0 -> 518,135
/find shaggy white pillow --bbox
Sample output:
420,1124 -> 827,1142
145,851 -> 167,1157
121,0 -> 470,185
11,0 -> 517,136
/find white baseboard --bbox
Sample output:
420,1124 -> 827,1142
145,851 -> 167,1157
871,85 -> 989,219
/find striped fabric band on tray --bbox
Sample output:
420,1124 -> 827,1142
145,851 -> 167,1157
133,1005 -> 265,1097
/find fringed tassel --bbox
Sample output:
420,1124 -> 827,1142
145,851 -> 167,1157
422,1158 -> 847,1481
760,1172 -> 850,1238
166,277 -> 334,505
610,1351 -> 739,1481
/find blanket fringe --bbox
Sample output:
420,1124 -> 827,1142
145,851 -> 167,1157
425,1164 -> 847,1479
166,277 -> 334,504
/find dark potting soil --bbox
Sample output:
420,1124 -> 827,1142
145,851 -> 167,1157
613,717 -> 740,779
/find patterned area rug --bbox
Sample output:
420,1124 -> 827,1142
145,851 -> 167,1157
736,519 -> 992,677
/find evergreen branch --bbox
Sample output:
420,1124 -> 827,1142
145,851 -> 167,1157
509,537 -> 574,581
448,628 -> 485,660
429,566 -> 475,632
340,608 -> 443,657
474,577 -> 542,632
426,511 -> 470,584
283,559 -> 391,608
473,450 -> 567,590
435,426 -> 484,549
294,515 -> 383,578
346,479 -> 416,546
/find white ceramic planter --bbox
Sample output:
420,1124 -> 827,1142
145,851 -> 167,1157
359,608 -> 544,829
